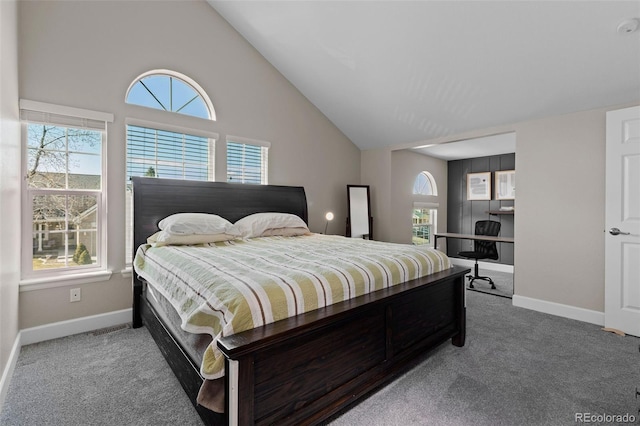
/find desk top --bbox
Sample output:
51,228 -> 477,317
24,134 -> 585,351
435,232 -> 515,243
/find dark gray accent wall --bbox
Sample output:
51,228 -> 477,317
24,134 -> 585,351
447,153 -> 515,265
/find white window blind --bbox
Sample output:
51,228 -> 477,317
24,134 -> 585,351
125,124 -> 215,264
126,125 -> 212,180
123,70 -> 216,267
226,137 -> 269,184
20,99 -> 113,131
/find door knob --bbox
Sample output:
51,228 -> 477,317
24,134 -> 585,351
609,227 -> 630,236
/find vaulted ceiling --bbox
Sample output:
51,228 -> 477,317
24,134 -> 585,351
208,1 -> 640,153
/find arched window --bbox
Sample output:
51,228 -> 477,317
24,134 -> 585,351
126,70 -> 215,120
124,70 -> 217,265
413,171 -> 438,196
412,171 -> 438,245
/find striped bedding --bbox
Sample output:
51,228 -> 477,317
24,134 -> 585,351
133,234 -> 451,379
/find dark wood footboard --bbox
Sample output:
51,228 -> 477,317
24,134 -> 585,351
218,266 -> 468,425
135,265 -> 467,426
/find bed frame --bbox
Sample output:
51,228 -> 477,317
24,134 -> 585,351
131,177 -> 469,425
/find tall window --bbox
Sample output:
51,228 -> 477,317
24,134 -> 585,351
21,100 -> 112,278
226,137 -> 269,184
412,203 -> 438,246
124,124 -> 216,262
125,71 -> 216,264
412,171 -> 438,246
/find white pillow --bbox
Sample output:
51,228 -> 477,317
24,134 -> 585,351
235,212 -> 309,238
158,213 -> 241,236
148,231 -> 239,246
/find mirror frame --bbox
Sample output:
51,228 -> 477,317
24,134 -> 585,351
346,185 -> 373,239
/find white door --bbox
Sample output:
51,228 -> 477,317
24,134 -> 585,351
605,106 -> 640,337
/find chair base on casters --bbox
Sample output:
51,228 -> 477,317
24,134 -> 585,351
467,262 -> 496,290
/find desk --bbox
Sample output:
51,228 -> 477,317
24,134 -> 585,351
434,232 -> 515,250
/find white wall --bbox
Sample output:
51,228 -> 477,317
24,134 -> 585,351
514,108 -> 610,312
0,0 -> 21,383
17,0 -> 360,328
361,147 -> 392,242
389,150 -> 448,245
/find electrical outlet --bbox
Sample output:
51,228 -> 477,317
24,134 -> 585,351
70,288 -> 81,302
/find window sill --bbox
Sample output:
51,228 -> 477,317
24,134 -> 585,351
19,270 -> 113,292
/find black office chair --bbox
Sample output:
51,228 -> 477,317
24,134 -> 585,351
458,220 -> 501,289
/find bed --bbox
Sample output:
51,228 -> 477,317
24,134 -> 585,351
131,176 -> 469,425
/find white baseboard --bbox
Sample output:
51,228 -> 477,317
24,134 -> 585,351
450,258 -> 514,274
1,309 -> 132,413
512,295 -> 604,326
0,332 -> 21,413
20,308 -> 132,346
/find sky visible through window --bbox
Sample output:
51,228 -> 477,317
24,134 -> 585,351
126,73 -> 213,181
127,75 -> 209,119
413,171 -> 436,195
27,124 -> 102,181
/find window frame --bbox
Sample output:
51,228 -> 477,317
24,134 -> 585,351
412,202 -> 439,246
124,118 -> 218,266
124,69 -> 216,121
124,71 -> 217,268
20,100 -> 113,282
225,135 -> 270,185
125,118 -> 218,181
413,171 -> 438,196
125,69 -> 216,121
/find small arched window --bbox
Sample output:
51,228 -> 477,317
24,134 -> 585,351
413,171 -> 438,196
126,70 -> 215,120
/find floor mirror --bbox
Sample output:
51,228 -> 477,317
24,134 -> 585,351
346,185 -> 373,239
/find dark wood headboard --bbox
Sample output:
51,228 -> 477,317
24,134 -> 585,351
131,177 -> 308,261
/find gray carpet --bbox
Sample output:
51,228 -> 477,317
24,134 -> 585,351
330,292 -> 640,426
465,269 -> 513,299
0,326 -> 201,426
2,290 -> 639,426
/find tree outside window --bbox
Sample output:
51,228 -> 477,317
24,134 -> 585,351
26,123 -> 102,271
412,207 -> 436,245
